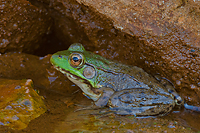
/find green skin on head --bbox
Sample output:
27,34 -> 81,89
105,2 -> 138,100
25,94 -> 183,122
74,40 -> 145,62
50,43 -> 186,116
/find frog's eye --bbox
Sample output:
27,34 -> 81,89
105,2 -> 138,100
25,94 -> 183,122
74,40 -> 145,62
70,53 -> 84,67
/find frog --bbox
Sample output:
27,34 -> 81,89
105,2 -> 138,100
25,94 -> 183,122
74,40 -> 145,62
50,43 -> 198,116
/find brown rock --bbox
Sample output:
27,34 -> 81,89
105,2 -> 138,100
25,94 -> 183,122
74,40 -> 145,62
0,52 -> 76,95
0,0 -> 52,53
0,79 -> 46,130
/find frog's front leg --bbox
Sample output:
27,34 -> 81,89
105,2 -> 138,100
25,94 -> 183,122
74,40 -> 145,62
95,87 -> 114,107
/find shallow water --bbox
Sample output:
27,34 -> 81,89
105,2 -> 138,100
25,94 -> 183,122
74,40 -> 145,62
1,83 -> 199,133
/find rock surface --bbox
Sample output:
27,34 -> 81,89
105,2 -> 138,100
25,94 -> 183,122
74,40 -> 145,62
0,0 -> 52,53
0,53 -> 75,95
0,79 -> 46,130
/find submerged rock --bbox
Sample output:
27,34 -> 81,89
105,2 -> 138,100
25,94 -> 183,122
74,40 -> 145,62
0,79 -> 46,130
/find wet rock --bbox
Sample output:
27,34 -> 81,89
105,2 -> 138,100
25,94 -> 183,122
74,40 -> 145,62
0,79 -> 46,130
0,53 -> 76,95
34,0 -> 200,105
0,0 -> 52,53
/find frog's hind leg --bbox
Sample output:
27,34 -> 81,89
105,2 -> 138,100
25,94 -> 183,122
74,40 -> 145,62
154,75 -> 200,112
154,75 -> 184,106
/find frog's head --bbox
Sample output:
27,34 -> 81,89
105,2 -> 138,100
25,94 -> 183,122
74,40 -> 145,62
50,43 -> 103,101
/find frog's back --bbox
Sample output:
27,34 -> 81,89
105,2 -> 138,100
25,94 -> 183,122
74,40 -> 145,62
85,54 -> 169,95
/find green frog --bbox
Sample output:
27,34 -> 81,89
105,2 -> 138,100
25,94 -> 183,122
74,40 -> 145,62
50,43 -> 190,116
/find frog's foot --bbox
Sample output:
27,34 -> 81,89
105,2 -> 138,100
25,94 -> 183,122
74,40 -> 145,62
109,89 -> 175,116
153,74 -> 184,106
184,103 -> 200,112
74,103 -> 100,111
109,101 -> 174,117
74,103 -> 112,113
74,104 -> 116,117
109,108 -> 156,117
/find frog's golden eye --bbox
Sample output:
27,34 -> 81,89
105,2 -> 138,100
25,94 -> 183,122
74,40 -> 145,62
70,53 -> 84,67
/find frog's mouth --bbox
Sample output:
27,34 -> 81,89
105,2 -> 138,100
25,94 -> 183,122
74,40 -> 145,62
53,66 -> 101,101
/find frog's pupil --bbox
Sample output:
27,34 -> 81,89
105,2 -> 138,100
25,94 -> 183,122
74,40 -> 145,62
58,55 -> 62,58
73,57 -> 79,62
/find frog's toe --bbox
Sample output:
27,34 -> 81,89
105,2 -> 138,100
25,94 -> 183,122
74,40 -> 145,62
109,106 -> 173,117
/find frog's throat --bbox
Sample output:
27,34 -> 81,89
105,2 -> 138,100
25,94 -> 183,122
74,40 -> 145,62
53,66 -> 101,101
66,73 -> 101,101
